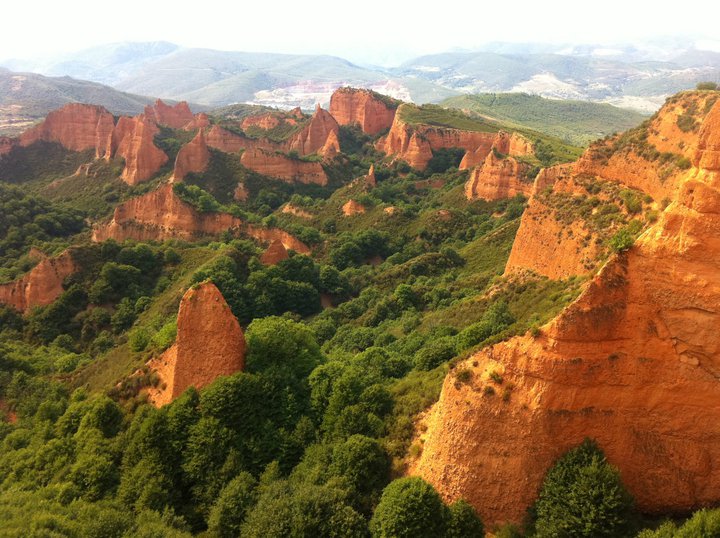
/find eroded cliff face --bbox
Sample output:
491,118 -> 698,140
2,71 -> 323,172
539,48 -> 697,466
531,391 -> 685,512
240,148 -> 328,186
93,184 -> 244,242
19,103 -> 116,159
342,199 -> 366,216
114,115 -> 168,185
285,105 -> 339,156
93,184 -> 310,254
378,107 -> 529,171
144,99 -> 195,129
0,250 -> 76,312
412,100 -> 720,528
148,282 -> 246,406
171,129 -> 210,181
464,153 -> 534,201
329,87 -> 397,135
260,239 -> 290,265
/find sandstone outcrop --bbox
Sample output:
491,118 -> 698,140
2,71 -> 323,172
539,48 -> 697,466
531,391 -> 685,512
113,115 -> 168,185
19,103 -> 116,159
93,184 -> 244,242
365,164 -> 376,187
464,153 -> 533,201
171,129 -> 210,181
286,105 -> 339,156
206,125 -> 249,153
241,113 -> 281,131
412,99 -> 720,528
234,182 -> 249,202
0,249 -> 76,313
342,199 -> 366,216
240,148 -> 328,186
93,184 -> 310,255
329,87 -> 398,135
320,129 -> 340,159
282,203 -> 313,219
183,113 -> 210,131
148,282 -> 245,406
144,99 -> 194,129
260,239 -> 290,265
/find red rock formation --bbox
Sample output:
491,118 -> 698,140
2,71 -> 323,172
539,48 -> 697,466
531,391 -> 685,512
206,125 -> 248,153
172,129 -> 210,182
241,113 -> 281,131
282,204 -> 313,219
365,164 -> 376,187
286,105 -> 339,156
19,103 -> 116,159
113,115 -> 168,185
183,113 -> 210,131
93,184 -> 310,255
0,250 -> 76,312
0,136 -> 17,157
240,148 -> 328,186
148,282 -> 245,406
319,129 -> 340,159
464,153 -> 533,201
244,225 -> 311,255
234,182 -> 249,202
412,99 -> 720,528
342,199 -> 366,216
144,99 -> 194,129
260,239 -> 289,265
329,87 -> 397,135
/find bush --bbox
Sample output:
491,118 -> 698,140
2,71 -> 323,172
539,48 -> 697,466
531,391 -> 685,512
369,477 -> 448,538
446,499 -> 484,538
414,337 -> 456,371
533,439 -> 633,537
696,82 -> 719,91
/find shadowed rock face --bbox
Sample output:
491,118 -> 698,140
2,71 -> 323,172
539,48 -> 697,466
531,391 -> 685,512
0,250 -> 76,313
412,99 -> 720,528
285,105 -> 339,156
329,87 -> 397,135
148,282 -> 246,406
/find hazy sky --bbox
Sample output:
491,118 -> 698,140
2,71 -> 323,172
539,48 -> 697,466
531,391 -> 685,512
3,0 -> 718,65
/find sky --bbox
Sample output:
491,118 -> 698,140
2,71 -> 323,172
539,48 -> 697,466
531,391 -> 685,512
2,0 -> 719,65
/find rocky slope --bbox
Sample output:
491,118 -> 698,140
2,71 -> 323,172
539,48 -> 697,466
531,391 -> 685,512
411,97 -> 720,527
329,87 -> 398,135
0,249 -> 76,312
148,281 -> 246,406
143,99 -> 194,129
240,148 -> 328,186
285,105 -> 339,156
260,239 -> 290,265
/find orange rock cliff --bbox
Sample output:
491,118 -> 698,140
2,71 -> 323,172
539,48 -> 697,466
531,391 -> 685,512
240,148 -> 328,186
464,152 -> 534,201
412,98 -> 720,527
144,99 -> 195,129
148,282 -> 246,406
329,87 -> 398,135
377,105 -> 533,170
0,250 -> 77,313
171,129 -> 210,182
93,183 -> 310,254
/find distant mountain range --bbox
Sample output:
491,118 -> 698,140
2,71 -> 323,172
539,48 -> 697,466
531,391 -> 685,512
3,41 -> 719,112
0,67 -> 164,135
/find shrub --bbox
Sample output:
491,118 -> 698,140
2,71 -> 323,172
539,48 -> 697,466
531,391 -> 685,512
696,82 -> 719,91
414,337 -> 456,371
533,439 -> 633,537
369,477 -> 448,538
446,499 -> 484,538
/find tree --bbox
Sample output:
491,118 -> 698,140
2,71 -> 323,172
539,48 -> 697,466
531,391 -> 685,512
208,472 -> 258,538
369,477 -> 448,538
330,435 -> 389,502
533,439 -> 633,538
446,500 -> 484,537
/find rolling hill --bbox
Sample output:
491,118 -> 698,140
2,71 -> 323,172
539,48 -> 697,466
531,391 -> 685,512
0,67 -> 161,135
441,92 -> 647,145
